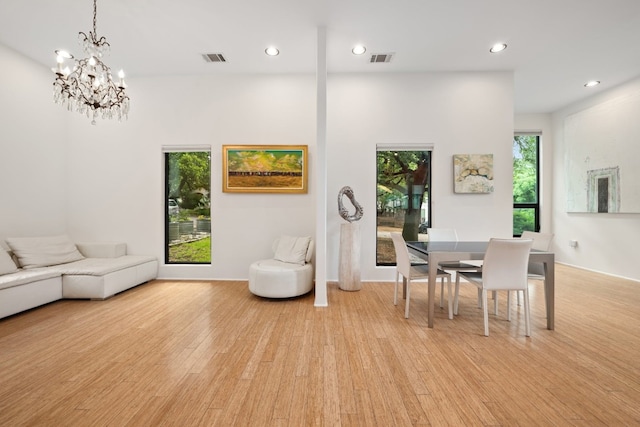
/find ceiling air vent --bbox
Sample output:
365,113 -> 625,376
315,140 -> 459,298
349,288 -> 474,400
369,53 -> 394,63
202,53 -> 227,63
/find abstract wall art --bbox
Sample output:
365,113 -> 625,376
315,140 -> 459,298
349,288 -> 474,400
453,154 -> 494,194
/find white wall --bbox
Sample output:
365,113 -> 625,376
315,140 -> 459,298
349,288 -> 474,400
64,73 -> 317,280
550,77 -> 640,282
327,72 -> 515,281
0,43 -> 551,285
63,69 -> 516,283
1,47 -> 518,283
4,39 -> 637,285
0,43 -> 68,243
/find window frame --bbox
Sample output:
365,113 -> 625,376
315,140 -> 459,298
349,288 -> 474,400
163,146 -> 212,265
376,145 -> 433,266
513,134 -> 540,237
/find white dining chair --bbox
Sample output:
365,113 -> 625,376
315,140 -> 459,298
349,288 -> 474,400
390,232 -> 453,319
518,231 -> 554,305
427,228 -> 483,307
454,238 -> 533,336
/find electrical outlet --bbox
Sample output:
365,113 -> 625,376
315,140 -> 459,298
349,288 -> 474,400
569,240 -> 578,248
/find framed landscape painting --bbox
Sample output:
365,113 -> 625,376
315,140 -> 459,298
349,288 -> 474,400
222,145 -> 308,193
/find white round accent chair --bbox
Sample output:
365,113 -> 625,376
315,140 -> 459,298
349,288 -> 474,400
249,236 -> 314,298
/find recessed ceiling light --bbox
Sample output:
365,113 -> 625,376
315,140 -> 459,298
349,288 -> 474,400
352,45 -> 366,55
265,47 -> 279,56
489,43 -> 507,53
584,80 -> 601,87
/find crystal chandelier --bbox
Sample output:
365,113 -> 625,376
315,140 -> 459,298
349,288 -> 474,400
52,0 -> 129,125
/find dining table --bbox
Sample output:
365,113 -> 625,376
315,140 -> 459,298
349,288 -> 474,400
406,240 -> 555,330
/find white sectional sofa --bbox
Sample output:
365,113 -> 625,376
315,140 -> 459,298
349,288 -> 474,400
0,236 -> 158,319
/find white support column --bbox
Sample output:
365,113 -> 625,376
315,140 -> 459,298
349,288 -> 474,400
314,27 -> 328,307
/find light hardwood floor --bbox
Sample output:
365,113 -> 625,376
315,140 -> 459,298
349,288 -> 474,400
0,264 -> 639,426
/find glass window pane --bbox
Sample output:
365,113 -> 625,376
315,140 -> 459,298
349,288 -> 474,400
165,151 -> 211,264
513,135 -> 540,236
376,150 -> 431,265
513,135 -> 538,204
513,208 -> 536,236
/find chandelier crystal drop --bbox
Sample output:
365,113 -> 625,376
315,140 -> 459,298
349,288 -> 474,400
52,0 -> 129,125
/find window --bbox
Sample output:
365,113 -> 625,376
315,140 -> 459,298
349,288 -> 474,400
513,134 -> 540,236
164,148 -> 211,264
376,147 -> 432,265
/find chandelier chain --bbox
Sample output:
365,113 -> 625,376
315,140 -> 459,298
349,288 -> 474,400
92,0 -> 97,37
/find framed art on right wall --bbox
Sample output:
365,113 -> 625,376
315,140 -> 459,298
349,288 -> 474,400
564,90 -> 640,213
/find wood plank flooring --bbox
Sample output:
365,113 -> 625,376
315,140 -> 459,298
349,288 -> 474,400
0,264 -> 639,426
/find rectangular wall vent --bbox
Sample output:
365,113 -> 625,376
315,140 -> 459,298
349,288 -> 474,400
369,53 -> 394,63
202,53 -> 227,63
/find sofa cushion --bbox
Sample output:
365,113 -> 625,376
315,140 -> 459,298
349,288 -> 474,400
273,235 -> 311,265
49,255 -> 158,276
6,235 -> 84,269
0,268 -> 62,291
76,242 -> 126,258
0,249 -> 19,276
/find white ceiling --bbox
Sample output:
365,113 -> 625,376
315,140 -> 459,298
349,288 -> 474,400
1,0 -> 640,114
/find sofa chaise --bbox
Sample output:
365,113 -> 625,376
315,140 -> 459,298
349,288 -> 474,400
0,235 -> 158,319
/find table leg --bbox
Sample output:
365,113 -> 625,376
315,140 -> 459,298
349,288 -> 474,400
427,253 -> 438,328
543,254 -> 555,330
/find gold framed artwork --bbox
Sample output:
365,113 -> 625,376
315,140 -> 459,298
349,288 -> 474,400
453,154 -> 494,193
222,145 -> 308,193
